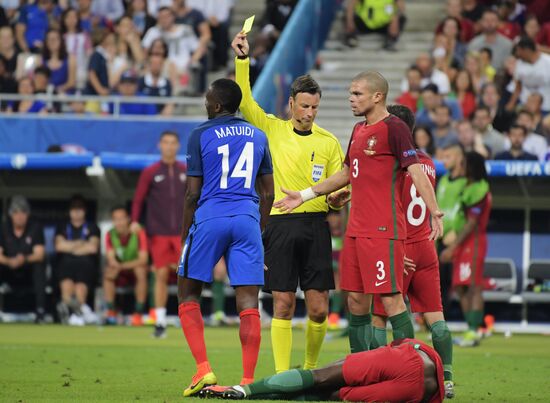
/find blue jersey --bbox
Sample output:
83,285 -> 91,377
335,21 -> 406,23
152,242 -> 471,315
187,115 -> 272,224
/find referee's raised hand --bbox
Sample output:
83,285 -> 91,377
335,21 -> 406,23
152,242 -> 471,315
232,32 -> 249,57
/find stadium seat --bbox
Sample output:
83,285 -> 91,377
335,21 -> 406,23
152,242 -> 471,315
482,258 -> 517,302
522,260 -> 550,303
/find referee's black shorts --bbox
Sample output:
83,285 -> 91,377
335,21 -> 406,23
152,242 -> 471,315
263,212 -> 334,292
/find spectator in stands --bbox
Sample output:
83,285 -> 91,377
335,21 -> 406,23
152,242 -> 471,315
15,0 -> 54,53
472,105 -> 507,157
401,53 -> 450,95
111,16 -> 145,86
41,29 -> 76,94
468,9 -> 513,70
1,0 -> 17,23
55,195 -> 100,326
462,0 -> 486,25
260,0 -> 297,46
478,47 -> 496,83
0,196 -> 46,323
85,30 -> 115,96
147,38 -> 178,90
91,0 -> 125,24
147,0 -> 172,18
524,92 -> 545,135
131,130 -> 187,338
142,7 -> 200,91
524,15 -> 550,54
433,104 -> 460,153
0,5 -> 6,27
438,16 -> 467,68
436,0 -> 475,43
61,8 -> 92,90
0,54 -> 16,96
507,0 -> 527,26
187,0 -> 232,69
450,69 -> 477,118
507,36 -> 550,114
0,26 -> 18,78
344,0 -> 405,51
32,65 -> 52,95
6,77 -> 47,114
172,0 -> 211,92
138,54 -> 173,115
396,66 -> 422,113
513,109 -> 548,161
457,119 -> 490,157
464,51 -> 491,95
77,0 -> 108,34
416,83 -> 462,129
495,124 -> 539,160
413,126 -> 436,157
496,0 -> 521,40
479,82 -> 516,133
110,69 -> 157,116
128,0 -> 156,38
103,206 -> 148,326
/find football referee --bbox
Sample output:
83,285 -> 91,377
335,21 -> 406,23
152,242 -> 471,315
232,32 -> 345,373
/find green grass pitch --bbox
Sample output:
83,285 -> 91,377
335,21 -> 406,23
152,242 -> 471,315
1,324 -> 549,402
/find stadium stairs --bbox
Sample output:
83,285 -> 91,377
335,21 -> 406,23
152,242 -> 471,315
310,0 -> 444,145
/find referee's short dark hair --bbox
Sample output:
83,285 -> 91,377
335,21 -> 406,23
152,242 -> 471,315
290,75 -> 322,99
210,78 -> 242,114
387,104 -> 416,131
160,130 -> 179,142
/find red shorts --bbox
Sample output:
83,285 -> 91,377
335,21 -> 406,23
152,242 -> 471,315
373,239 -> 443,315
452,239 -> 487,287
340,236 -> 404,294
149,235 -> 181,269
339,343 -> 424,402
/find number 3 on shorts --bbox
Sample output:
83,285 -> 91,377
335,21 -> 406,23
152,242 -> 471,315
376,260 -> 386,281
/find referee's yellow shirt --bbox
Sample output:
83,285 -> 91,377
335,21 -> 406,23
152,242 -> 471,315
235,57 -> 345,216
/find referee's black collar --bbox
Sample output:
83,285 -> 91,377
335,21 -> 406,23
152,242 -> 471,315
293,127 -> 312,136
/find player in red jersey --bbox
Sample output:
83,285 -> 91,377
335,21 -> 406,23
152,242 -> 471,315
274,72 -> 444,353
201,338 -> 444,403
440,151 -> 492,347
364,104 -> 455,398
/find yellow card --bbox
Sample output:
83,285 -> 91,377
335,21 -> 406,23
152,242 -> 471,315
242,15 -> 255,34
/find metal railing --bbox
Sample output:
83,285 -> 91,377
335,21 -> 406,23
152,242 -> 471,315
0,93 -> 205,117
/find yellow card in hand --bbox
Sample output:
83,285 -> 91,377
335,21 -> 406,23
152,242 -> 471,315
242,15 -> 255,34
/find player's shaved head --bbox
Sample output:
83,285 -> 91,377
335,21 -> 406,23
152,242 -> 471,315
352,71 -> 388,100
387,104 -> 415,131
206,78 -> 242,118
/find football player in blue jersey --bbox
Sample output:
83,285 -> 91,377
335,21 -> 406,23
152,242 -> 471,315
176,78 -> 275,397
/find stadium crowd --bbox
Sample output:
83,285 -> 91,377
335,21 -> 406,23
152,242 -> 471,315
387,0 -> 550,161
0,0 -> 297,114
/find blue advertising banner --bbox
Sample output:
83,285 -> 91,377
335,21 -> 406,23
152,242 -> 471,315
0,116 -> 201,154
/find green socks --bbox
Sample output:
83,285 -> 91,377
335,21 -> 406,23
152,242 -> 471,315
135,302 -> 145,313
348,313 -> 372,353
106,301 -> 115,310
430,320 -> 453,381
212,280 -> 225,314
246,369 -> 314,396
389,310 -> 414,340
465,310 -> 483,331
371,326 -> 388,349
330,291 -> 343,315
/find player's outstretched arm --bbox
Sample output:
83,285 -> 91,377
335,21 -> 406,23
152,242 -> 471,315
181,176 -> 203,242
273,166 -> 351,213
256,173 -> 275,232
407,164 -> 444,240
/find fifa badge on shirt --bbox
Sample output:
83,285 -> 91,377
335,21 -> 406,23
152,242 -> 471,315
364,136 -> 377,156
312,164 -> 325,182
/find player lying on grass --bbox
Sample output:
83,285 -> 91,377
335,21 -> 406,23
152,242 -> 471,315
200,338 -> 444,403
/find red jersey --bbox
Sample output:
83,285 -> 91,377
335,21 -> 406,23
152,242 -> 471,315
344,115 -> 419,240
463,189 -> 492,248
403,151 -> 436,244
